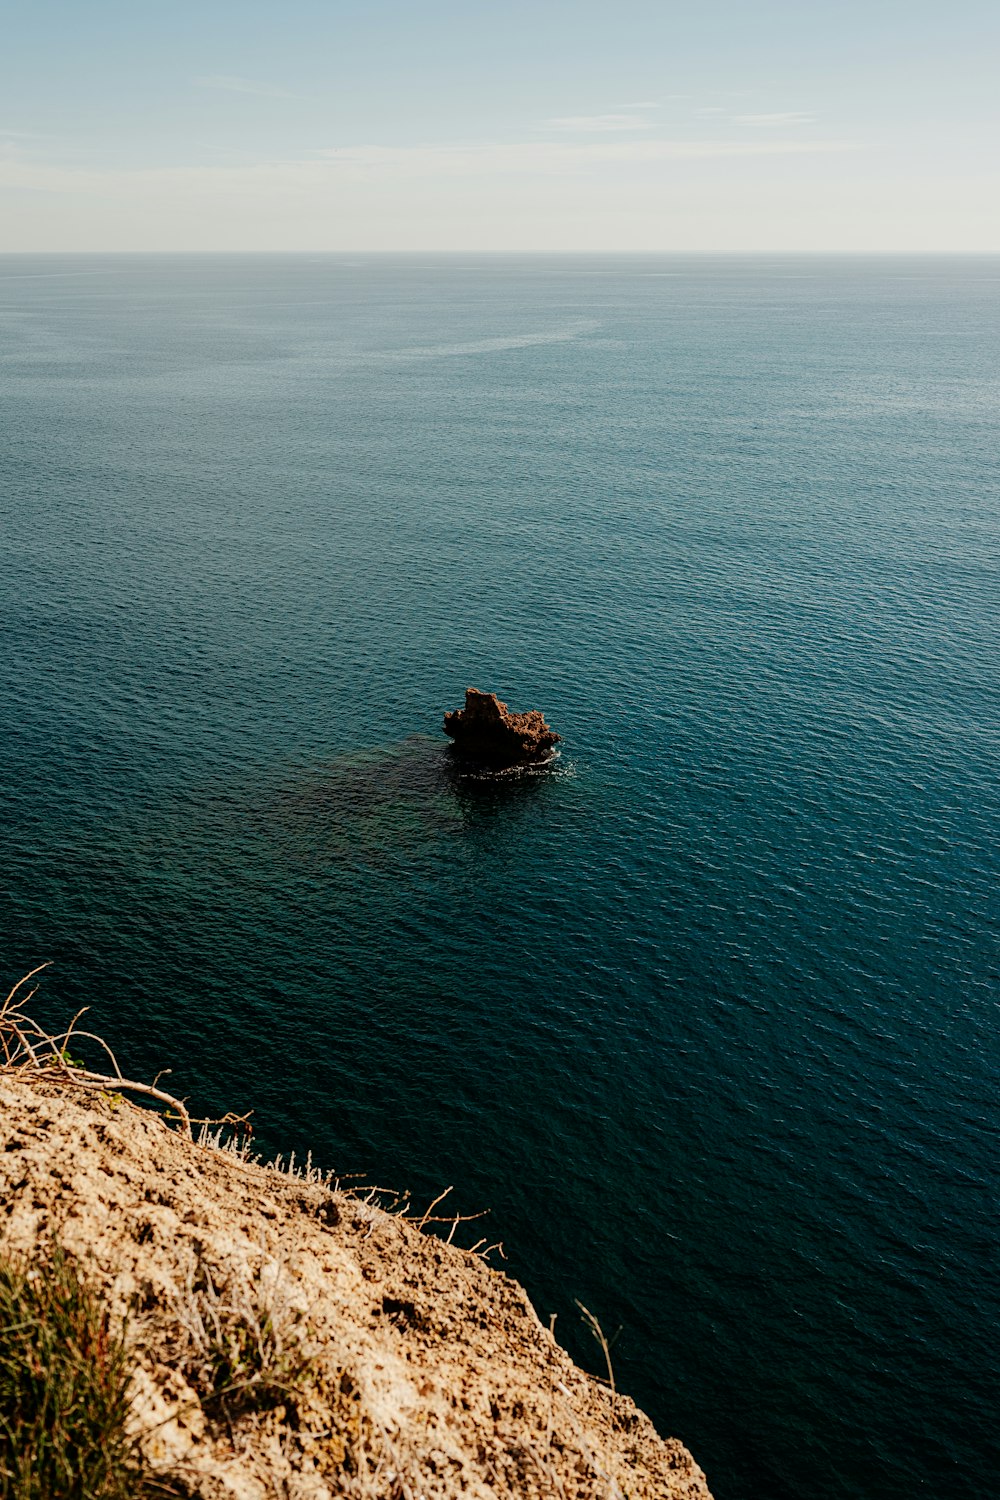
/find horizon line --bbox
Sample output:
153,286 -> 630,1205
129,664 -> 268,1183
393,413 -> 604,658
2,248 -> 999,257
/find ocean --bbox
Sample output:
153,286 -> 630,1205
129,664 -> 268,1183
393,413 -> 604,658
1,253 -> 997,1499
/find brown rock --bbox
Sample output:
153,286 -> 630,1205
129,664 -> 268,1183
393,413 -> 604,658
443,688 -> 561,767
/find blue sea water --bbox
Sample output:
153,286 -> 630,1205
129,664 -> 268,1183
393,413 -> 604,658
1,254 -> 998,1499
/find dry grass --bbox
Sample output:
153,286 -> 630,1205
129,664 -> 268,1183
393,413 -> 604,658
166,1249 -> 313,1428
575,1302 -> 622,1398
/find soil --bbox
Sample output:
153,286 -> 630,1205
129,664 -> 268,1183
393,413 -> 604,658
0,1075 -> 712,1500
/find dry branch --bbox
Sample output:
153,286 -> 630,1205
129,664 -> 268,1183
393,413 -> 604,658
1,965 -> 193,1138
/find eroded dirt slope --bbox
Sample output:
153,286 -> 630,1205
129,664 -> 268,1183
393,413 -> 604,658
0,1077 -> 711,1500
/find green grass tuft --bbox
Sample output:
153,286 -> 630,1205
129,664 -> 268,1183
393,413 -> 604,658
0,1246 -> 151,1500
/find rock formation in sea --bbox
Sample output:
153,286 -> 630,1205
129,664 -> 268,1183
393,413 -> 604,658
443,687 -> 561,767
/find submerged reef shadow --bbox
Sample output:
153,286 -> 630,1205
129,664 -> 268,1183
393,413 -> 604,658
260,735 -> 458,868
251,735 -> 571,868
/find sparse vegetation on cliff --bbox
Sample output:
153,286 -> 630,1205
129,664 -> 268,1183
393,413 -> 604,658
0,1246 -> 152,1500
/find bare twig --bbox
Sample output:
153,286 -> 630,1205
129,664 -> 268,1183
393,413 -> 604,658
416,1209 -> 489,1228
1,966 -> 193,1138
63,1029 -> 126,1078
415,1185 -> 453,1232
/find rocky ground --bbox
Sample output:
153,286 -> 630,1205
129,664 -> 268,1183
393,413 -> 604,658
0,1075 -> 711,1500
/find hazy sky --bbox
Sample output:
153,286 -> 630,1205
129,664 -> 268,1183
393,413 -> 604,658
2,0 -> 998,252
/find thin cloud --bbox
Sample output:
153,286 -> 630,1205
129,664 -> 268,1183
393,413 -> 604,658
319,139 -> 858,176
194,74 -> 297,100
548,114 -> 654,132
736,112 -> 814,127
0,138 -> 861,201
0,132 -> 45,163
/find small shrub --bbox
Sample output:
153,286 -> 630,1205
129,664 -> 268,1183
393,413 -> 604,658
0,1246 -> 150,1500
170,1254 -> 313,1427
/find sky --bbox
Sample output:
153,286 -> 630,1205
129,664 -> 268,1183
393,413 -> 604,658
1,0 -> 998,252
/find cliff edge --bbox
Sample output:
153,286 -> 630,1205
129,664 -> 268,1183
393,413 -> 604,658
0,1076 -> 711,1500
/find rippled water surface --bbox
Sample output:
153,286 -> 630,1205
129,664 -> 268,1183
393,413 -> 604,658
2,255 -> 998,1499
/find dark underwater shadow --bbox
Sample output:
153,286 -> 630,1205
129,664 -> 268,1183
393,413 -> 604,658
249,734 -> 571,869
259,735 -> 456,867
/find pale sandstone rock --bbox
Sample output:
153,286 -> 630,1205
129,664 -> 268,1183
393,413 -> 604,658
0,1076 -> 711,1500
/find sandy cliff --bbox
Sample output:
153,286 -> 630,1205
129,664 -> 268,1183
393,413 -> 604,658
0,1076 -> 711,1500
